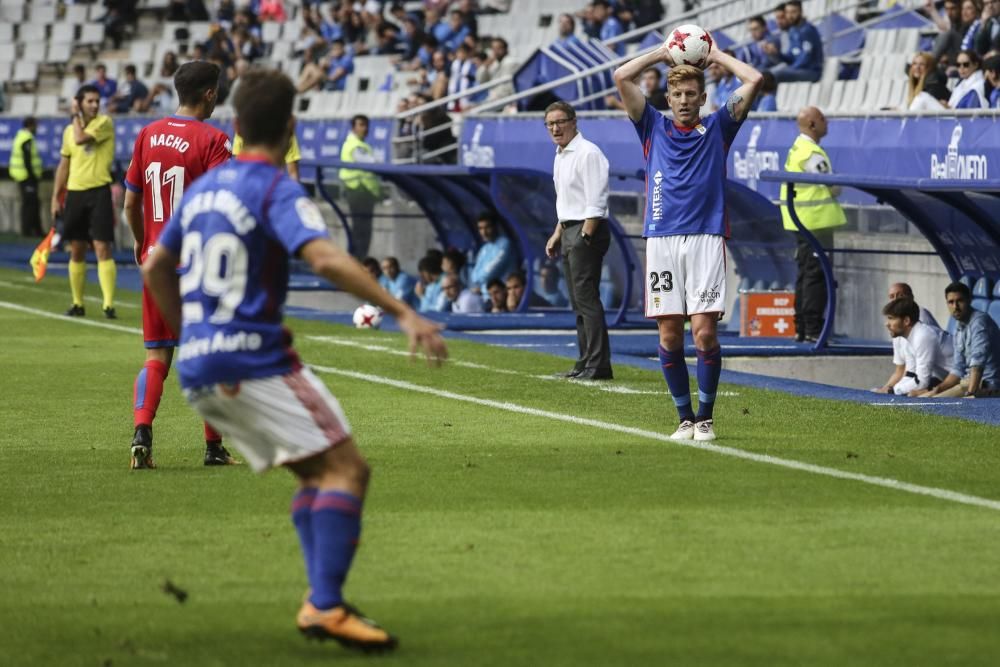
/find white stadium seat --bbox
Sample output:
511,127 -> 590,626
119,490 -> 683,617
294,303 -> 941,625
65,4 -> 89,24
50,22 -> 77,44
78,23 -> 105,46
0,22 -> 13,42
12,61 -> 39,85
35,94 -> 60,116
31,4 -> 58,23
46,42 -> 72,64
9,95 -> 36,115
19,23 -> 48,43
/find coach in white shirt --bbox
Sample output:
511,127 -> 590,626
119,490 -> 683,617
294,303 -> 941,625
875,282 -> 942,394
543,101 -> 613,381
881,297 -> 954,396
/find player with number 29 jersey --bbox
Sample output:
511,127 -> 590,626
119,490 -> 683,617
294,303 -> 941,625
157,155 -> 329,390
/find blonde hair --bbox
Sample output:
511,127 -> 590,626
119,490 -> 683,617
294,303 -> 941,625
906,51 -> 936,108
667,64 -> 705,92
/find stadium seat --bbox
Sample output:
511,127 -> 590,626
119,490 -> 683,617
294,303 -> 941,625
51,22 -> 76,44
0,1 -> 22,22
973,276 -> 993,298
0,22 -> 12,43
261,21 -> 282,43
972,298 -> 989,313
64,4 -> 89,24
78,22 -> 105,47
30,3 -> 57,23
11,62 -> 39,87
46,42 -> 72,65
34,94 -> 59,116
0,61 -> 12,84
129,40 -> 155,65
993,281 -> 1000,299
988,301 -> 1000,328
60,76 -> 81,100
0,41 -> 16,62
19,22 -> 48,44
960,273 -> 976,289
8,95 -> 35,115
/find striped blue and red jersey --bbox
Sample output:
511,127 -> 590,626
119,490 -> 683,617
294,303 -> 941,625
157,155 -> 330,389
632,101 -> 743,239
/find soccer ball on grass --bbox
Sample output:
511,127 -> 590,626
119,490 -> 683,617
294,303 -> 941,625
353,304 -> 383,329
665,24 -> 713,68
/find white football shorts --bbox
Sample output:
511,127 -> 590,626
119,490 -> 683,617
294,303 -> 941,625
184,366 -> 353,473
644,234 -> 727,318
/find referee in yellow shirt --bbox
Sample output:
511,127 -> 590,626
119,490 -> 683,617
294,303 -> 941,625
51,85 -> 118,318
232,132 -> 301,181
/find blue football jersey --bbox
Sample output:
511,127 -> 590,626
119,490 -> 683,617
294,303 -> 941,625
633,102 -> 743,238
158,155 -> 330,389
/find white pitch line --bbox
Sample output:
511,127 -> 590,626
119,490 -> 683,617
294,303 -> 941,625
0,300 -> 143,335
0,279 -> 140,309
872,401 -> 965,407
311,363 -> 1000,513
5,298 -> 996,512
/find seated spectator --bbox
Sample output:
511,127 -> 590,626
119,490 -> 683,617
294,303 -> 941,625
361,257 -> 382,281
753,70 -> 778,111
375,22 -> 405,56
919,281 -> 1000,397
470,211 -> 516,293
447,43 -> 477,110
91,63 -> 118,107
906,51 -> 951,110
442,248 -> 471,287
709,52 -> 741,111
590,1 -> 624,55
556,13 -> 584,49
927,0 -> 966,66
379,256 -> 418,306
426,9 -> 451,46
875,298 -> 953,396
739,15 -> 774,70
983,54 -> 1000,106
297,39 -> 354,93
949,49 -> 989,107
486,278 -> 509,313
506,270 -> 551,310
535,263 -> 570,307
765,1 -> 823,83
416,255 -> 447,312
440,9 -> 472,52
960,0 -> 984,51
425,49 -> 450,99
607,66 -> 666,111
975,0 -> 1000,54
477,37 -> 518,102
109,65 -> 149,113
442,273 -> 484,313
398,16 -> 426,63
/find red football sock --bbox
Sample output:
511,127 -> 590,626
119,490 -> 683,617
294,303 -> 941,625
205,422 -> 222,444
134,360 -> 169,428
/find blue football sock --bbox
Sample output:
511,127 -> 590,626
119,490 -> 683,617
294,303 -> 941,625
291,488 -> 318,585
309,490 -> 363,610
695,346 -> 722,420
658,345 -> 695,422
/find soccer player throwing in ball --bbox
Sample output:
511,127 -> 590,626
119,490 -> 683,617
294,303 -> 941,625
613,36 -> 762,441
123,61 -> 236,469
143,69 -> 447,652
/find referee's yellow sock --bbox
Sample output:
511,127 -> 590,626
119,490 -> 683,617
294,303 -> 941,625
68,260 -> 86,307
97,259 -> 116,310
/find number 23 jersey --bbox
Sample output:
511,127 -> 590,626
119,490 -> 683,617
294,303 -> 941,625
157,156 -> 330,390
125,114 -> 232,262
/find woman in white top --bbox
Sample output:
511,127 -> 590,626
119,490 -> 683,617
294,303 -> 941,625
948,49 -> 989,108
906,51 -> 950,111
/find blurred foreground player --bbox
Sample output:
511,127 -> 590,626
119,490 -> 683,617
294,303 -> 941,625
143,69 -> 448,652
124,61 -> 236,469
614,37 -> 762,441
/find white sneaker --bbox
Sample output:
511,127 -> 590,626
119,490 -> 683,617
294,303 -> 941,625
670,420 -> 695,440
693,419 -> 716,442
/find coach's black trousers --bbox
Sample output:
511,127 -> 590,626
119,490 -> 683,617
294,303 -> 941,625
794,232 -> 832,338
562,221 -> 612,374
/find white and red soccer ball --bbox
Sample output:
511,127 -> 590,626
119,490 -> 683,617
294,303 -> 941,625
665,24 -> 713,68
353,304 -> 383,329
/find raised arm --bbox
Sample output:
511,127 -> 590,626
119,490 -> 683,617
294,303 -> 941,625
707,47 -> 763,121
613,45 -> 672,122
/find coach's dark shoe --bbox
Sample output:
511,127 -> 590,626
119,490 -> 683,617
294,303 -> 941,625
555,368 -> 583,378
130,425 -> 156,470
575,368 -> 613,381
204,443 -> 239,466
297,601 -> 398,653
103,307 -> 117,320
795,332 -> 805,343
65,304 -> 85,317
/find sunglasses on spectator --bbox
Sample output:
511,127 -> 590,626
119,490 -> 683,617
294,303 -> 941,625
957,61 -> 973,68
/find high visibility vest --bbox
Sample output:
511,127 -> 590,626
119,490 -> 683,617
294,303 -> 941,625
780,136 -> 847,232
338,132 -> 381,196
9,129 -> 42,182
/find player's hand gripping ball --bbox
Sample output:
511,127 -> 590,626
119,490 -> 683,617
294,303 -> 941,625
353,304 -> 384,329
665,24 -> 713,68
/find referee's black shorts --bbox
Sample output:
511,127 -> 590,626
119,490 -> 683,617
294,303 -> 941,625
64,185 -> 115,243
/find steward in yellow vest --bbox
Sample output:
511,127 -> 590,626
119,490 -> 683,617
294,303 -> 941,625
338,115 -> 382,257
8,117 -> 44,236
779,107 -> 844,342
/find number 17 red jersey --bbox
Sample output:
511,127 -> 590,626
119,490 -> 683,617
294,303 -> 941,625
124,114 -> 232,263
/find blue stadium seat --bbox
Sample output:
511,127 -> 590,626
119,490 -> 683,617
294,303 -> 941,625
947,317 -> 957,336
768,280 -> 783,290
738,276 -> 752,292
972,276 -> 993,298
751,279 -> 766,291
993,280 -> 1000,299
971,298 -> 989,313
960,273 -> 976,289
989,301 -> 1000,328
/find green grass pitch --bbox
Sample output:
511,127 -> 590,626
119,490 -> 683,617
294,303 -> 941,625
1,266 -> 999,666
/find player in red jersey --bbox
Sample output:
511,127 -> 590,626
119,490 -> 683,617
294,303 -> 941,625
123,61 -> 236,469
